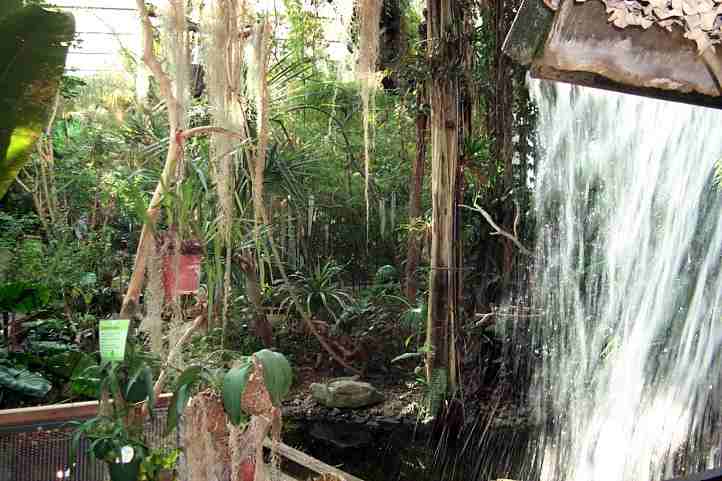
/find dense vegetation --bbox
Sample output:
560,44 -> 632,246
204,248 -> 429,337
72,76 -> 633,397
1,3 -> 539,479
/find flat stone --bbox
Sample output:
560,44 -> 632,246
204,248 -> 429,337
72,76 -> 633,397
310,379 -> 384,409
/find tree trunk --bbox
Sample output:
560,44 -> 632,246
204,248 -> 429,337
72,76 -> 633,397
237,253 -> 273,347
405,83 -> 428,303
425,0 -> 471,402
490,0 -> 516,288
120,0 -> 185,319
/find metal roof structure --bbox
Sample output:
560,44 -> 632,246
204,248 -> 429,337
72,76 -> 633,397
53,0 -> 142,77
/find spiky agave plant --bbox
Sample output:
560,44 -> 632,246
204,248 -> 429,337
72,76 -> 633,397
281,260 -> 354,323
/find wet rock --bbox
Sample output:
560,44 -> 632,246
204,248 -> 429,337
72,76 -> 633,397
310,421 -> 374,449
311,378 -> 384,409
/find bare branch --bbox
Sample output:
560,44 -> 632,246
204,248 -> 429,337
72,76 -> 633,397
463,203 -> 534,256
179,126 -> 247,141
152,314 -> 206,400
135,0 -> 177,117
121,1 -> 185,317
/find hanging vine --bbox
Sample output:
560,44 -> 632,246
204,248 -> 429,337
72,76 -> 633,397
357,0 -> 383,239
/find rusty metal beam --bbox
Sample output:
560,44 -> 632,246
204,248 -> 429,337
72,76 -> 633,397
503,0 -> 722,109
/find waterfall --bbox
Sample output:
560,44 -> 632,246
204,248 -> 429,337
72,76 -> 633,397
523,79 -> 722,481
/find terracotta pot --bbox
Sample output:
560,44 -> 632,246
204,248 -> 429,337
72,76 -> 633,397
162,254 -> 202,298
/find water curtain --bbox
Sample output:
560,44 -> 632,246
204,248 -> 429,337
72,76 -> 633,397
522,79 -> 722,481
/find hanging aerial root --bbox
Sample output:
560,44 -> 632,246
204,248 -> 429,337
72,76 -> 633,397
357,0 -> 383,239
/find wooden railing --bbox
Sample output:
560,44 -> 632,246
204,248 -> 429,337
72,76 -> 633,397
0,394 -> 172,429
0,396 -> 366,481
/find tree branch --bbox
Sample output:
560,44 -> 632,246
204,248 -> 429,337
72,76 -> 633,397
152,314 -> 206,400
120,0 -> 184,317
463,203 -> 534,256
179,126 -> 247,141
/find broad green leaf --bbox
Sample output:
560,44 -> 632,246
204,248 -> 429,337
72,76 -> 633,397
70,356 -> 101,397
254,349 -> 292,407
222,361 -> 252,425
124,363 -> 149,403
0,5 -> 75,198
175,364 -> 203,387
0,365 -> 51,397
166,384 -> 190,434
143,365 -> 155,414
46,350 -> 83,378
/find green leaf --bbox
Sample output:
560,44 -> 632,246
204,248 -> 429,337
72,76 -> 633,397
222,361 -> 252,425
0,5 -> 75,198
166,384 -> 188,434
0,282 -> 49,313
254,349 -> 292,407
0,365 -> 51,397
124,363 -> 149,403
143,366 -> 155,414
166,364 -> 204,430
390,352 -> 423,364
71,358 -> 101,397
175,364 -> 203,388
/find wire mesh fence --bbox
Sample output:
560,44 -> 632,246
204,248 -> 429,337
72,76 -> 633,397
0,406 -> 175,481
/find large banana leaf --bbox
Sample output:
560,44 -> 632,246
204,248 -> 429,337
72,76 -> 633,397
0,3 -> 75,199
0,365 -> 52,398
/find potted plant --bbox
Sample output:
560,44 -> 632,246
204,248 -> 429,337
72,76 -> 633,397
159,233 -> 204,299
166,349 -> 292,481
70,342 -> 158,481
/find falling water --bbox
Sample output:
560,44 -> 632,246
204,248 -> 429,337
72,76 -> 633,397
524,79 -> 722,481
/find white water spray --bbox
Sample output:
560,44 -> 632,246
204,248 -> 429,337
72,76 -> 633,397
528,80 -> 722,481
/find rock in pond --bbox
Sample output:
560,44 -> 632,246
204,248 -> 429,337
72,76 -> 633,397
310,378 -> 384,408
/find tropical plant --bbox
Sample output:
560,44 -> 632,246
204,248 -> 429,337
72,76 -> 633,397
166,348 -> 292,432
70,342 -> 159,481
280,260 -> 354,322
139,447 -> 181,481
0,1 -> 75,198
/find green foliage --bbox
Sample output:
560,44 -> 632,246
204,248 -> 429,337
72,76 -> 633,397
71,354 -> 102,398
281,260 -> 354,321
222,359 -> 252,426
70,414 -> 147,464
0,2 -> 74,198
0,315 -> 94,407
139,448 -> 180,481
0,212 -> 40,254
0,281 -> 49,313
69,341 -> 158,467
167,350 -> 292,431
374,264 -> 398,284
72,341 -> 158,407
254,349 -> 293,407
166,365 -> 203,434
0,365 -> 51,397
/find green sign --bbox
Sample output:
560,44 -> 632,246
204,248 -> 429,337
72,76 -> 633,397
99,319 -> 130,362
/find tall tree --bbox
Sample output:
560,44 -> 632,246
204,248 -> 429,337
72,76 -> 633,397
425,0 -> 473,405
405,15 -> 429,303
